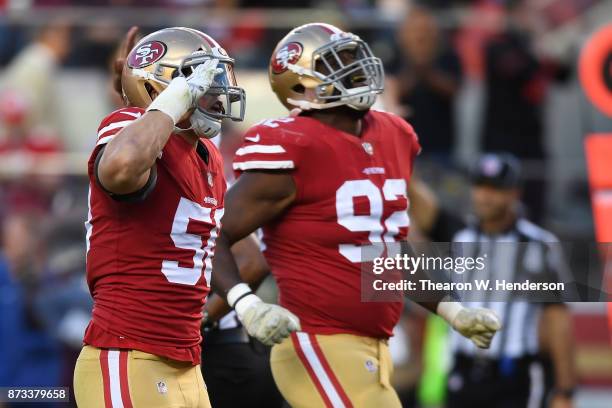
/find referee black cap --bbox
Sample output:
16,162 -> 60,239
470,153 -> 521,189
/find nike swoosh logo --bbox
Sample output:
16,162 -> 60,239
245,134 -> 260,142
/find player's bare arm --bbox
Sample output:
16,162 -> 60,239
205,234 -> 271,322
230,233 -> 272,287
405,181 -> 443,313
212,171 -> 299,344
97,111 -> 173,194
213,171 -> 295,292
407,176 -> 440,235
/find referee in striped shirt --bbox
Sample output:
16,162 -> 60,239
409,153 -> 576,408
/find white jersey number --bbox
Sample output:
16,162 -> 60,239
336,179 -> 408,262
161,197 -> 223,286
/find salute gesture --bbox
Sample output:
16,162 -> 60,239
147,58 -> 222,125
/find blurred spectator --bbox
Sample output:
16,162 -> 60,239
0,91 -> 63,216
205,9 -> 268,68
65,21 -> 122,69
478,2 -> 569,222
0,23 -> 26,66
34,217 -> 91,403
454,1 -> 505,81
240,0 -> 313,7
480,6 -> 545,160
0,213 -> 62,389
386,6 -> 462,161
1,20 -> 71,132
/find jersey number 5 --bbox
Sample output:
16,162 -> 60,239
336,179 -> 408,262
161,197 -> 223,286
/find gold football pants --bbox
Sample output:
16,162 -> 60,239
271,332 -> 401,408
73,345 -> 211,408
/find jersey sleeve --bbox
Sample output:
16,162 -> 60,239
232,120 -> 303,175
96,107 -> 145,147
384,111 -> 421,178
88,107 -> 145,181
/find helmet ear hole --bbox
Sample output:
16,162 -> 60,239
292,84 -> 305,94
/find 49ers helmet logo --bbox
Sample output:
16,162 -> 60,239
128,41 -> 167,68
271,42 -> 303,74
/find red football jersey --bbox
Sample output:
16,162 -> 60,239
84,107 -> 226,365
233,111 -> 420,338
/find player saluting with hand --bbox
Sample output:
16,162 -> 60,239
74,27 -> 299,408
214,23 -> 502,407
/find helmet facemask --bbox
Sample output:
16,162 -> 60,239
185,58 -> 245,138
287,33 -> 384,111
135,53 -> 246,138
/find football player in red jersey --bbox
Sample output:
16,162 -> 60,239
73,27 -> 299,408
212,23 -> 502,407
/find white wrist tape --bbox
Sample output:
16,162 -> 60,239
227,283 -> 261,316
146,76 -> 191,124
437,301 -> 464,325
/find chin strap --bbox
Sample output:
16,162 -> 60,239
171,113 -> 220,139
190,110 -> 222,138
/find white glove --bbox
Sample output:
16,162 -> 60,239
438,302 -> 501,349
227,283 -> 301,346
147,58 -> 222,124
186,58 -> 223,104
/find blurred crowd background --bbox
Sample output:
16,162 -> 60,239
0,0 -> 611,407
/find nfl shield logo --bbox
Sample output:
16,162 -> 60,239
157,380 -> 168,394
362,142 -> 374,155
207,172 -> 214,187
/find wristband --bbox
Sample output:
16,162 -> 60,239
227,283 -> 252,308
227,283 -> 262,318
437,301 -> 464,325
146,76 -> 191,124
